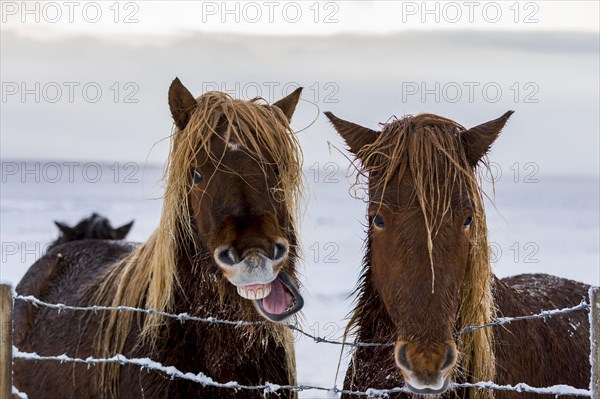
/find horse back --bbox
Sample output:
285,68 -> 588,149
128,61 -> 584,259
494,273 -> 591,396
13,240 -> 136,397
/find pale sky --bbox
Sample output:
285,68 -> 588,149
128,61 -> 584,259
2,1 -> 599,40
1,1 -> 599,176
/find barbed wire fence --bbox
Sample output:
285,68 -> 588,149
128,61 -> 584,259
1,284 -> 598,399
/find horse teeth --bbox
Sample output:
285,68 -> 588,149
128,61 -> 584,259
259,284 -> 272,299
236,284 -> 272,300
237,287 -> 249,299
285,298 -> 296,312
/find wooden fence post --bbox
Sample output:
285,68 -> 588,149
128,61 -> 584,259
591,287 -> 599,399
0,284 -> 13,399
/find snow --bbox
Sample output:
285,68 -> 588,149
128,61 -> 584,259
12,347 -> 244,390
11,386 -> 28,399
589,287 -> 599,397
458,381 -> 591,397
1,162 -> 598,397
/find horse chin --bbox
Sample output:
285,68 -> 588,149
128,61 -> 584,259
405,378 -> 450,396
251,271 -> 303,322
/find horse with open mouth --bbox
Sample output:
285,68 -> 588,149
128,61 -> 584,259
326,111 -> 591,398
13,78 -> 305,398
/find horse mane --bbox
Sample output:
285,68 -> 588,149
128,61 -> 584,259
90,91 -> 303,396
346,114 -> 495,399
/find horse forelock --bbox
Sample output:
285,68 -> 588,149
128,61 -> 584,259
348,113 -> 496,398
91,91 -> 302,396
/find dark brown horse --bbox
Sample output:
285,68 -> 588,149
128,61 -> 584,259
14,79 -> 305,398
48,212 -> 134,251
325,111 -> 591,399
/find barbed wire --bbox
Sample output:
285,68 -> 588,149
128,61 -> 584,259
459,300 -> 591,334
14,294 -> 591,348
13,347 -> 591,397
14,294 -> 264,326
14,294 -> 386,348
11,292 -> 596,398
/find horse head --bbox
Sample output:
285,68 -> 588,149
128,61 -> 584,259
52,213 -> 133,248
327,110 -> 513,393
168,78 -> 304,322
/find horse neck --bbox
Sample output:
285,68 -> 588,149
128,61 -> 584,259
171,238 -> 221,313
352,242 -> 493,342
350,241 -> 396,343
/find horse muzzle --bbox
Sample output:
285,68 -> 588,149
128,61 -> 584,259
214,239 -> 303,322
395,340 -> 456,395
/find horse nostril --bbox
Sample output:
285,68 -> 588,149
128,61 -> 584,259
217,247 -> 238,266
272,242 -> 289,262
441,343 -> 457,370
396,342 -> 411,371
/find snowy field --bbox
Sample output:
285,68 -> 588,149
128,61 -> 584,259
1,160 -> 598,397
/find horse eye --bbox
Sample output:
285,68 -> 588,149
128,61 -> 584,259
274,166 -> 280,177
463,215 -> 473,228
373,214 -> 385,229
191,170 -> 203,184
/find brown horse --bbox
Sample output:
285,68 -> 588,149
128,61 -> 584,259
13,78 -> 305,398
325,111 -> 591,398
49,212 -> 134,251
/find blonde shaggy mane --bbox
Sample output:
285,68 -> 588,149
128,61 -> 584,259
347,114 -> 495,399
92,91 -> 303,396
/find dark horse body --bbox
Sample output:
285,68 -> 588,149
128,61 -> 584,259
326,111 -> 591,398
14,80 -> 305,398
14,240 -> 293,398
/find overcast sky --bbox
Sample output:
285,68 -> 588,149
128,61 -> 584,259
1,1 -> 599,177
2,1 -> 598,38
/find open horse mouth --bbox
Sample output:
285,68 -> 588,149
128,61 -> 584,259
236,271 -> 304,322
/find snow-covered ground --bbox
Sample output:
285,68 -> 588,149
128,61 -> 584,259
1,161 -> 598,397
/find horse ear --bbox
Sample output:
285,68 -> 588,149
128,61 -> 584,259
168,77 -> 197,130
272,87 -> 303,122
324,112 -> 379,155
461,111 -> 514,166
54,221 -> 73,238
114,221 -> 134,239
